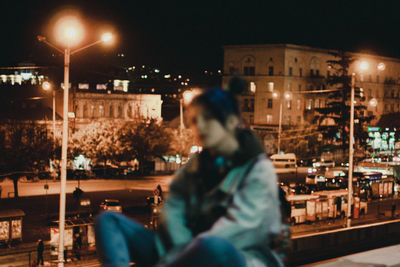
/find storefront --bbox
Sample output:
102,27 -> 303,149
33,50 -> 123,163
0,209 -> 25,245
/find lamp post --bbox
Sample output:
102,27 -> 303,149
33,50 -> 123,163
347,72 -> 356,228
274,91 -> 292,153
38,19 -> 113,266
346,61 -> 384,228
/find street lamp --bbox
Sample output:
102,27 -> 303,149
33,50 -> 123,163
180,89 -> 200,133
347,61 -> 384,228
42,81 -> 56,143
273,91 -> 292,153
38,17 -> 113,266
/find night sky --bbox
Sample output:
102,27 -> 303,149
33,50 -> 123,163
2,0 -> 400,74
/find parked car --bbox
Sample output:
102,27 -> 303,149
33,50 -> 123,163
99,199 -> 122,213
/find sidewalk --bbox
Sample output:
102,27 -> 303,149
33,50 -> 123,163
0,241 -> 100,267
305,243 -> 400,266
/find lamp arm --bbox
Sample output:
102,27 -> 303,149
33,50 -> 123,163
37,35 -> 64,54
71,40 -> 102,55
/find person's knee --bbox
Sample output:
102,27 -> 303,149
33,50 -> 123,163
95,211 -> 120,233
195,236 -> 237,258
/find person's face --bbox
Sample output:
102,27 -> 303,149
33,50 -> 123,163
189,106 -> 235,151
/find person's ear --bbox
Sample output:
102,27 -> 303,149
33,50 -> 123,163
225,115 -> 239,132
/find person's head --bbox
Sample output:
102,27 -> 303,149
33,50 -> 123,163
189,77 -> 245,156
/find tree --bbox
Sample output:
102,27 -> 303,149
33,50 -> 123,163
70,121 -> 125,170
0,121 -> 55,198
280,125 -> 323,160
314,51 -> 374,154
119,119 -> 171,173
167,128 -> 195,158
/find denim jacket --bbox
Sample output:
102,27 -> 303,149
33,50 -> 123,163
155,131 -> 283,267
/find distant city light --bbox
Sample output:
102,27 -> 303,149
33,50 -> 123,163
154,69 -> 160,73
178,75 -> 182,79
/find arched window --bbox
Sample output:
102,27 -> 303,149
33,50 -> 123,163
242,56 -> 255,76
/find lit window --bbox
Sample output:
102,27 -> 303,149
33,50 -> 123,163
308,99 -> 313,110
266,115 -> 273,123
99,105 -> 104,117
297,99 -> 301,110
79,83 -> 89,90
268,82 -> 274,92
289,67 -> 293,76
250,82 -> 256,93
97,84 -> 107,90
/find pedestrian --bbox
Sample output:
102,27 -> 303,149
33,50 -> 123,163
95,78 -> 286,267
37,238 -> 44,266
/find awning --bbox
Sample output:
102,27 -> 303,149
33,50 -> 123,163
0,209 -> 25,219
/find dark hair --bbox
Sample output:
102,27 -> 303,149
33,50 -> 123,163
191,77 -> 246,125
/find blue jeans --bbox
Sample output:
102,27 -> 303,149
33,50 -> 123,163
95,212 -> 246,267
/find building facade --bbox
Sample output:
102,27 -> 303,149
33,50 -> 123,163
222,44 -> 400,129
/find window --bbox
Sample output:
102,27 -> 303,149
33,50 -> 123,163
315,69 -> 320,76
297,99 -> 301,110
368,88 -> 372,98
250,99 -> 254,111
360,74 -> 364,82
250,82 -> 256,93
268,66 -> 274,76
315,99 -> 320,108
118,106 -> 122,118
244,66 -> 255,76
298,84 -> 302,91
297,116 -> 301,123
267,99 -> 273,109
327,70 -> 330,78
287,100 -> 292,110
268,82 -> 274,92
289,67 -> 293,76
99,105 -> 104,117
244,99 -> 249,111
229,67 -> 236,74
83,104 -> 87,118
109,105 -> 114,118
307,99 -> 313,110
266,115 -> 273,124
90,105 -> 95,118
310,69 -> 314,76
377,75 -> 380,83
299,68 -> 302,77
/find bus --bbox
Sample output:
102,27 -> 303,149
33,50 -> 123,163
270,153 -> 297,169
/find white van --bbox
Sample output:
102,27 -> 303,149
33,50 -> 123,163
270,153 -> 297,169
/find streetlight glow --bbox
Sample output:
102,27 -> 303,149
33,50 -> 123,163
42,81 -> 51,91
359,61 -> 369,71
377,62 -> 386,71
101,32 -> 113,43
369,98 -> 378,107
55,16 -> 84,46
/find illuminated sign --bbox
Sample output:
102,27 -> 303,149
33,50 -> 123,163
368,127 -> 381,132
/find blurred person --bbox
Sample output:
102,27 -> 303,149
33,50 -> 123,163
95,78 -> 284,267
37,238 -> 44,265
